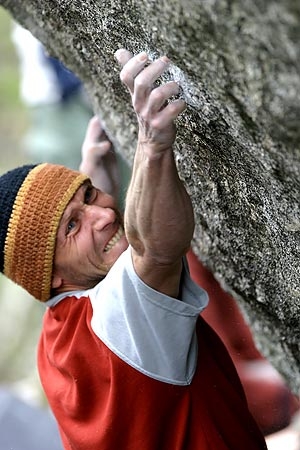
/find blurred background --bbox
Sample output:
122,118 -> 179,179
0,6 -> 43,402
0,8 -> 28,170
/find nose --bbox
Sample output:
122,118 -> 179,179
83,204 -> 116,230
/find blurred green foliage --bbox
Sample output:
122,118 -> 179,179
0,8 -> 19,109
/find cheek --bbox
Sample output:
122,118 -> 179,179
76,234 -> 105,268
79,233 -> 98,255
55,240 -> 88,270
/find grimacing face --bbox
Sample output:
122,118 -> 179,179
51,181 -> 128,294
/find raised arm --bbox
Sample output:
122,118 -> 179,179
115,49 -> 194,298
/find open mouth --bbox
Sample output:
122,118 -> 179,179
104,225 -> 124,252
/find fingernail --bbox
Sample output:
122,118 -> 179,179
161,56 -> 170,64
114,48 -> 125,59
138,51 -> 148,62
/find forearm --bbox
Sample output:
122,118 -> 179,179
124,140 -> 194,300
125,143 -> 194,262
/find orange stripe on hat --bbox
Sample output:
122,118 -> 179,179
4,163 -> 89,301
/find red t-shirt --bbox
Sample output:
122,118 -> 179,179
38,294 -> 267,450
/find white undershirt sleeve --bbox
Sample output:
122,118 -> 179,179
89,247 -> 209,385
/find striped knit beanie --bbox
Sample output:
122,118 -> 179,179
0,163 -> 89,302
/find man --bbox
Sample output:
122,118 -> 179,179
0,49 -> 267,449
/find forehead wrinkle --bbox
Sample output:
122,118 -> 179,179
62,182 -> 90,217
56,184 -> 85,243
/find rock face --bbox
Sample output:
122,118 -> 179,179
1,0 -> 299,391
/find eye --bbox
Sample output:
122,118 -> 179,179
66,219 -> 77,235
84,185 -> 96,204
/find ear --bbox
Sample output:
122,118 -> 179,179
51,273 -> 63,290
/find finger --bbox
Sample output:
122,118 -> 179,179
118,51 -> 149,93
132,57 -> 171,106
135,56 -> 170,88
114,48 -> 133,66
147,81 -> 181,113
82,141 -> 112,164
83,116 -> 104,144
150,99 -> 186,129
167,98 -> 187,118
91,141 -> 112,159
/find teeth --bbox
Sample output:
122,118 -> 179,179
104,226 -> 124,252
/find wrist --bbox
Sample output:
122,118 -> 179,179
137,140 -> 174,161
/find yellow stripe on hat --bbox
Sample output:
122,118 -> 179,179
4,163 -> 89,301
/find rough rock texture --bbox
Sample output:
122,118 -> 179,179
1,0 -> 299,392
